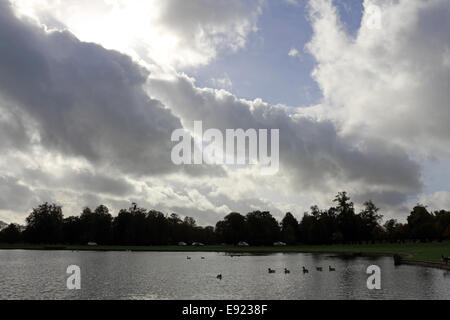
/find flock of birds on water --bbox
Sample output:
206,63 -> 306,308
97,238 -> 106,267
186,255 -> 336,280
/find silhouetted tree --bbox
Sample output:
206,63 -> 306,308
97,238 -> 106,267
316,207 -> 339,244
434,210 -> 450,240
167,213 -> 184,243
146,210 -> 169,245
407,205 -> 436,241
358,200 -> 383,242
298,206 -> 337,244
334,192 -> 358,243
298,212 -> 316,244
63,216 -> 82,244
246,211 -> 280,245
2,192 -> 449,246
0,224 -> 22,243
80,205 -> 113,244
113,203 -> 148,245
24,203 -> 63,244
281,212 -> 299,244
215,212 -> 247,244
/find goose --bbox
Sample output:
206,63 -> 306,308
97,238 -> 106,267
316,267 -> 323,272
329,266 -> 336,271
187,256 -> 191,260
442,255 -> 450,264
217,274 -> 222,280
302,266 -> 309,274
201,257 -> 205,260
268,268 -> 276,274
284,268 -> 290,274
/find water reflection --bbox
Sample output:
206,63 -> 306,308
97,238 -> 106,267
0,250 -> 449,300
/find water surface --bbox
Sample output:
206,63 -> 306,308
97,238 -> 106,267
0,250 -> 449,300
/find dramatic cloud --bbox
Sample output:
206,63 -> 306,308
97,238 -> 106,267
149,74 -> 423,208
306,0 -> 450,155
10,0 -> 263,69
0,1 -> 182,176
0,0 -> 448,226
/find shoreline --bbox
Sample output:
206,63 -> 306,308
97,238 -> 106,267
1,243 -> 449,270
398,259 -> 450,270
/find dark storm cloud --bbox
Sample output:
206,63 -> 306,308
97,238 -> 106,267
0,0 -> 435,223
0,0 -> 184,176
150,74 -> 423,200
20,167 -> 136,197
0,102 -> 32,151
352,190 -> 409,208
0,176 -> 36,211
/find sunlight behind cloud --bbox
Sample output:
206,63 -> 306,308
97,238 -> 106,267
10,0 -> 262,71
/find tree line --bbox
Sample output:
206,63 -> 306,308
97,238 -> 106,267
0,192 -> 449,245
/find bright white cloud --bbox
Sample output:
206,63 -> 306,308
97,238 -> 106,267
306,0 -> 450,156
1,0 -> 449,227
288,48 -> 301,58
148,73 -> 422,212
418,191 -> 450,213
10,0 -> 263,70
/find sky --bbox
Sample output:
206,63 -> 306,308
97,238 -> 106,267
0,0 -> 449,226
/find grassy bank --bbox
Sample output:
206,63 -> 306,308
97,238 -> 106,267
1,242 -> 449,265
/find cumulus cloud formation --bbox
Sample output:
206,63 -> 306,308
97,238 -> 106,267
0,0 -> 182,176
10,0 -> 263,69
149,74 -> 422,207
307,0 -> 450,155
0,0 -> 448,225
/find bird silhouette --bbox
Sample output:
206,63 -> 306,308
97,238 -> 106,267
302,266 -> 309,274
329,266 -> 336,271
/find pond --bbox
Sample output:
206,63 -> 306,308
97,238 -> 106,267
0,250 -> 449,300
